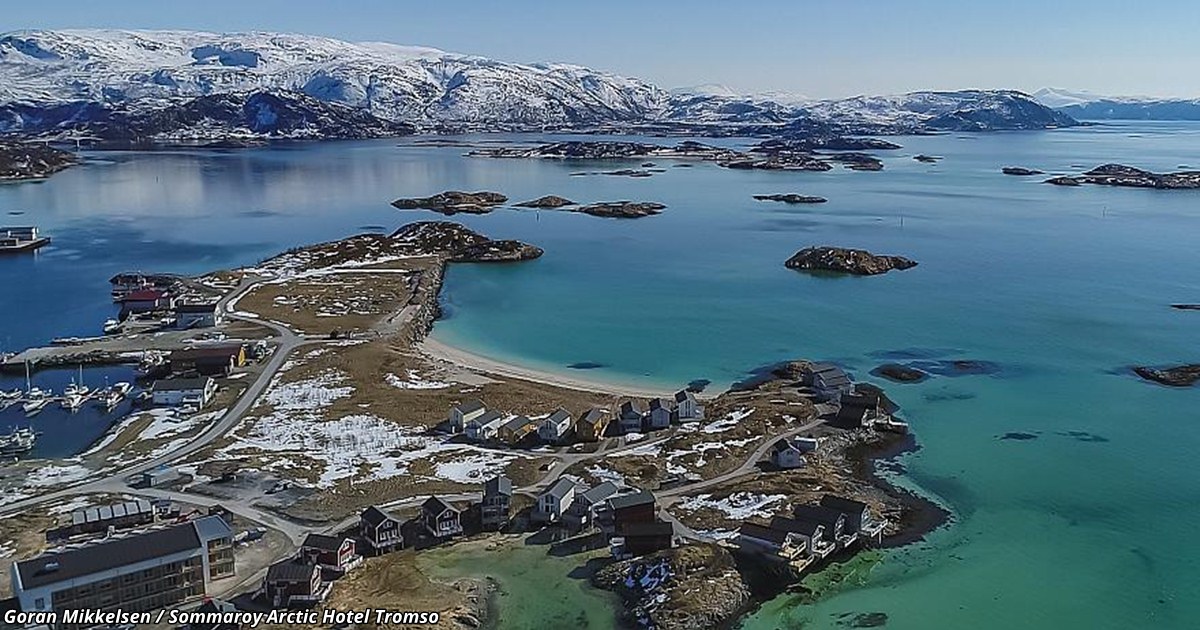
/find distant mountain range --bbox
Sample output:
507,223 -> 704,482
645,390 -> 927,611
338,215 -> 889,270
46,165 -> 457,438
1033,88 -> 1200,121
0,29 -> 1077,143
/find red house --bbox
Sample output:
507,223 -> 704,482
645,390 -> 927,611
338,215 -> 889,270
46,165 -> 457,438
299,533 -> 358,573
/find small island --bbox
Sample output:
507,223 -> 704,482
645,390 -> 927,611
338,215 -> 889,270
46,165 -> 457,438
1043,164 -> 1200,189
0,141 -> 78,181
572,201 -> 666,218
871,363 -> 930,383
753,194 -> 828,204
514,195 -> 576,208
391,190 -> 508,214
914,154 -> 941,163
785,246 -> 918,276
1133,364 -> 1200,387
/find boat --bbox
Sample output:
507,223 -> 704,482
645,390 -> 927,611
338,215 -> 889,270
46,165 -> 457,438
103,318 -> 122,335
0,427 -> 38,455
0,227 -> 50,255
23,397 -> 49,415
112,382 -> 132,396
64,365 -> 90,397
0,389 -> 21,400
61,393 -> 85,411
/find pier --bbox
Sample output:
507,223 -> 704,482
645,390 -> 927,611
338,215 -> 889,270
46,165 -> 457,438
0,226 -> 50,254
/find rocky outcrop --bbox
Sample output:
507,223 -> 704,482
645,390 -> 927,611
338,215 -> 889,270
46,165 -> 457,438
1170,304 -> 1200,311
1044,176 -> 1082,186
826,152 -> 884,171
753,194 -> 828,204
785,246 -> 917,276
389,221 -> 537,260
0,141 -> 77,180
573,201 -> 666,218
1079,164 -> 1200,189
1133,365 -> 1200,387
871,363 -> 930,383
391,191 -> 508,215
514,195 -> 575,208
448,240 -> 543,263
1002,166 -> 1044,176
720,154 -> 833,171
593,544 -> 751,630
1044,164 -> 1200,189
913,154 -> 941,163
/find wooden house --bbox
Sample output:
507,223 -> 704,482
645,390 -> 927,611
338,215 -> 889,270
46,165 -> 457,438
464,410 -> 504,441
820,495 -> 885,546
481,476 -> 513,531
769,438 -> 806,469
263,560 -> 324,608
300,533 -> 358,573
646,398 -> 674,430
359,506 -> 403,553
575,408 -> 610,441
448,399 -> 487,434
617,401 -> 646,434
498,415 -> 536,445
673,390 -> 703,421
537,408 -> 574,443
535,477 -> 578,524
421,496 -> 463,538
169,344 -> 247,376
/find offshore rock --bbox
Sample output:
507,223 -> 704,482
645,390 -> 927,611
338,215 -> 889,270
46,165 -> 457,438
391,191 -> 508,215
786,246 -> 917,276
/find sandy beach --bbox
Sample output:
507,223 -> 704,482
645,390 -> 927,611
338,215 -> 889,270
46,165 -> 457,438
419,335 -> 680,399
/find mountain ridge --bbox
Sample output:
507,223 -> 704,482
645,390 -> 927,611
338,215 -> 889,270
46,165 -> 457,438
0,29 -> 1077,141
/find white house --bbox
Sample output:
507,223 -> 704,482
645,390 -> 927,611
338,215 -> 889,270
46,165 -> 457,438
537,408 -> 573,443
535,478 -> 578,524
807,363 -> 853,400
448,399 -> 486,434
564,481 -> 619,530
673,390 -> 704,421
174,302 -> 222,329
464,411 -> 504,442
151,377 -> 216,409
769,438 -> 807,469
646,398 -> 674,430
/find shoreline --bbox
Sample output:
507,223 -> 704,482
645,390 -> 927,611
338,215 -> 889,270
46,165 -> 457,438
419,334 -> 680,399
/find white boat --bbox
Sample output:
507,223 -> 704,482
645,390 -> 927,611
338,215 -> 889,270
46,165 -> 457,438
64,365 -> 90,397
0,427 -> 37,455
112,382 -> 132,396
0,389 -> 21,400
103,318 -> 122,335
103,390 -> 123,409
62,393 -> 85,411
23,398 -> 49,415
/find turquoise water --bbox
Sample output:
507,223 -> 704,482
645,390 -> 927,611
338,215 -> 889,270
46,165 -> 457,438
0,125 -> 1198,627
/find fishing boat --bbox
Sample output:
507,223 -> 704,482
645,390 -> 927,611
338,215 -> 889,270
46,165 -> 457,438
0,427 -> 37,455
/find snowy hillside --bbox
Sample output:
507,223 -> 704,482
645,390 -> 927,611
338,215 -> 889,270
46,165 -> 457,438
1034,88 -> 1200,121
0,29 -> 1076,141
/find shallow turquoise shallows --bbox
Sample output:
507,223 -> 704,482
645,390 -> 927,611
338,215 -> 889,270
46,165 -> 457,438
1,123 -> 1198,629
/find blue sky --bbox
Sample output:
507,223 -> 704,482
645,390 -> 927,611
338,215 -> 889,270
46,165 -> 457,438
5,0 -> 1197,98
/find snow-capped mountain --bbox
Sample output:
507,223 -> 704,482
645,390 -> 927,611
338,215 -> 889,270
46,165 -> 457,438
0,29 -> 1076,141
1034,88 -> 1200,121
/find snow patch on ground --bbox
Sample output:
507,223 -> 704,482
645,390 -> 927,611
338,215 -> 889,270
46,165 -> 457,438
676,492 -> 787,520
385,370 -> 451,390
27,464 -> 92,487
701,408 -> 754,434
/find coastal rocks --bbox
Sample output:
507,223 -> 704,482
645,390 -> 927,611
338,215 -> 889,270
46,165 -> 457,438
391,191 -> 508,215
871,363 -> 930,383
1002,166 -> 1044,176
785,246 -> 917,276
1170,304 -> 1200,311
471,140 -> 738,162
826,153 -> 884,171
720,155 -> 833,171
752,137 -> 901,153
913,154 -> 941,163
448,240 -> 543,263
1132,364 -> 1200,387
593,544 -> 751,630
514,195 -> 575,208
0,141 -> 78,180
390,221 -> 541,262
753,194 -> 828,204
573,201 -> 666,218
1044,175 -> 1082,186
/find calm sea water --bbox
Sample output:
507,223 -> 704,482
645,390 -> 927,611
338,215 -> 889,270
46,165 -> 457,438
1,124 -> 1197,628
